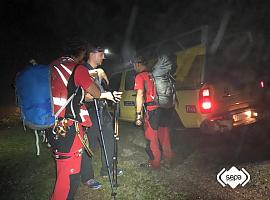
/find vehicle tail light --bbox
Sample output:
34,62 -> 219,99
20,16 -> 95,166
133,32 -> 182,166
260,80 -> 265,88
199,88 -> 214,114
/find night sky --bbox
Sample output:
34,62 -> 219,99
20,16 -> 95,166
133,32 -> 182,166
1,0 -> 270,106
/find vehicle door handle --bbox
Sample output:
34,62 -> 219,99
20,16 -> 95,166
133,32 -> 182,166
132,93 -> 137,97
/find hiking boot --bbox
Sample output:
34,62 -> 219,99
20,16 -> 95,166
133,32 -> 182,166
84,179 -> 102,190
100,169 -> 124,178
139,162 -> 152,169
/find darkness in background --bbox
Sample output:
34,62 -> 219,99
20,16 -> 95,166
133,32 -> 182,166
1,0 -> 270,105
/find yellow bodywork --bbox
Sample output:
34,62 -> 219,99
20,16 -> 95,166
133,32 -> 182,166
118,71 -> 137,122
110,30 -> 259,132
115,44 -> 207,128
173,45 -> 206,128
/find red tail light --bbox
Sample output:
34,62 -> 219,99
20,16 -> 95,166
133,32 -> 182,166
202,101 -> 212,110
260,80 -> 264,88
199,88 -> 214,113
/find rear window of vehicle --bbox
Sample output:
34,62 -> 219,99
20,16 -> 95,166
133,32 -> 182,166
175,45 -> 205,90
109,72 -> 122,91
125,70 -> 136,90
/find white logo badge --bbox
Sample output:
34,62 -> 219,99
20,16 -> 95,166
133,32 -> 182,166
217,166 -> 250,189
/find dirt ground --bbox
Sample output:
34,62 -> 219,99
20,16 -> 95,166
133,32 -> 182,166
113,121 -> 270,200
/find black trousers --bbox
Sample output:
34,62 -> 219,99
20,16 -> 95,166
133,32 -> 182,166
67,173 -> 80,200
80,106 -> 114,182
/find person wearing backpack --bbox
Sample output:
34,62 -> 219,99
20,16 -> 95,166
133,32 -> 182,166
49,38 -> 101,200
80,45 -> 123,190
133,55 -> 174,170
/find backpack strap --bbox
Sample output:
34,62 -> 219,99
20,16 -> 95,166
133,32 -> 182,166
168,72 -> 179,106
54,87 -> 79,118
143,72 -> 157,107
65,64 -> 84,122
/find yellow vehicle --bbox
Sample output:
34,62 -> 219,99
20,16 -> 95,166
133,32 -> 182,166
109,26 -> 261,134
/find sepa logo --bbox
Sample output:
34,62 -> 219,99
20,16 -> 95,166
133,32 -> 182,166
217,166 -> 250,189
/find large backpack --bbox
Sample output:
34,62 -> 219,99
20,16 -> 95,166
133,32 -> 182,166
151,55 -> 176,108
15,64 -> 80,130
15,64 -> 55,130
15,63 -> 80,155
15,64 -> 55,156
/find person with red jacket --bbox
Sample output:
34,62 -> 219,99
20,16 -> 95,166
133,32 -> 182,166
133,56 -> 174,170
49,38 -> 101,200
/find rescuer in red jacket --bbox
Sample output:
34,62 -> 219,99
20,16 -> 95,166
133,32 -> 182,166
133,56 -> 174,170
49,38 -> 101,200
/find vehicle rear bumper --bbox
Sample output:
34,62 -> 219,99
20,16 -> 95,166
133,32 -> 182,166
200,107 -> 259,134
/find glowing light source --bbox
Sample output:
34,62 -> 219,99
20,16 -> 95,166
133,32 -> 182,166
244,110 -> 252,118
202,89 -> 210,97
104,49 -> 110,54
199,88 -> 214,113
202,101 -> 212,110
260,80 -> 264,88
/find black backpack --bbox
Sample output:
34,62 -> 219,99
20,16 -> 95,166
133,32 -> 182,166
151,55 -> 176,108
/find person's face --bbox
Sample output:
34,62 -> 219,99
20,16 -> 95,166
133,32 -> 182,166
90,52 -> 105,68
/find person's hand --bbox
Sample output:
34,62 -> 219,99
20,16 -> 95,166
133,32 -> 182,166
100,91 -> 122,103
101,91 -> 119,103
112,91 -> 122,102
85,93 -> 94,102
88,70 -> 98,79
95,68 -> 109,85
106,92 -> 115,102
135,112 -> 143,127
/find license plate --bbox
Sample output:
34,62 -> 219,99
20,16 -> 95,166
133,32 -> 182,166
233,111 -> 250,122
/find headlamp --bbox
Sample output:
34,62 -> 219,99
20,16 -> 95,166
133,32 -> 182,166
104,49 -> 110,54
91,47 -> 110,55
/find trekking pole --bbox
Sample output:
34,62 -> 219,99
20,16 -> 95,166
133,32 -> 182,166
94,99 -> 117,198
112,102 -> 120,187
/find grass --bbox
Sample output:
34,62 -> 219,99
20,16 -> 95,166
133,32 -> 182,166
0,127 -> 54,200
76,159 -> 188,200
0,121 -> 188,200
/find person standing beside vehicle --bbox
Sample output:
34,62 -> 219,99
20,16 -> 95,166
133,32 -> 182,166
133,55 -> 174,170
49,38 -> 101,200
80,45 -> 123,190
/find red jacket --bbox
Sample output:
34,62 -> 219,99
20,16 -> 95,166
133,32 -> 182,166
50,56 -> 93,127
134,71 -> 158,111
